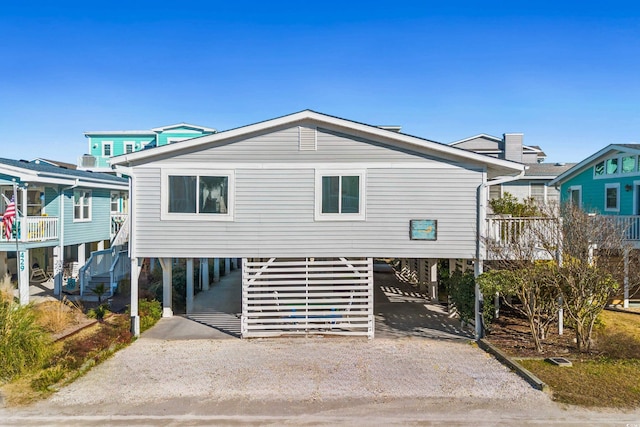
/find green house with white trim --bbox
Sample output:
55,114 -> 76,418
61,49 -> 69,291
549,144 -> 640,218
79,123 -> 216,172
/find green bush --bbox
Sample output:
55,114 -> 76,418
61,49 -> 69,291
30,365 -> 65,392
0,300 -> 51,381
139,299 -> 162,332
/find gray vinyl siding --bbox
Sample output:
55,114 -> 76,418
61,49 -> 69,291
133,168 -> 481,259
63,187 -> 112,245
148,126 -> 454,165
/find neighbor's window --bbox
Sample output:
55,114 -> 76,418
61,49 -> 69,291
316,171 -> 365,220
622,156 -> 636,174
73,190 -> 92,221
165,171 -> 233,220
594,161 -> 605,177
124,142 -> 134,154
605,183 -> 619,211
606,158 -> 618,175
103,142 -> 112,157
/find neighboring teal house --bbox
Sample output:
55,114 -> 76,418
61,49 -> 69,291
0,158 -> 129,304
79,123 -> 216,172
549,144 -> 640,217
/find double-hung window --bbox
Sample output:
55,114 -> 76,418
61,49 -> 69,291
73,190 -> 92,221
315,170 -> 365,220
604,183 -> 620,212
162,170 -> 234,220
103,142 -> 112,157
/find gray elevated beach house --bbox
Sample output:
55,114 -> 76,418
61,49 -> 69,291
112,110 -> 525,338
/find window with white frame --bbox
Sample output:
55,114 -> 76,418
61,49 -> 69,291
124,142 -> 134,154
315,171 -> 365,220
595,154 -> 639,178
103,142 -> 112,157
569,185 -> 582,208
604,183 -> 620,211
162,170 -> 234,220
73,190 -> 92,221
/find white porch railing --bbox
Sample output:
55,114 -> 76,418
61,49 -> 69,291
485,216 -> 560,260
242,257 -> 374,338
611,215 -> 640,242
110,214 -> 127,238
79,249 -> 113,296
109,249 -> 130,291
0,216 -> 59,243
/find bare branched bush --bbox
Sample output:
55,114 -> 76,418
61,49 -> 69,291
483,201 -> 633,352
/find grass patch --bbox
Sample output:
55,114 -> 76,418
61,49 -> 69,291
519,358 -> 640,408
515,310 -> 640,408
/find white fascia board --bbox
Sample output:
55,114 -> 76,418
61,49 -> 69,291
151,123 -> 217,133
113,110 -> 525,175
449,133 -> 501,145
548,144 -> 640,186
0,165 -> 127,189
84,130 -> 156,137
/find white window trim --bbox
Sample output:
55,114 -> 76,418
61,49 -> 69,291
594,154 -> 640,179
161,169 -> 235,221
604,183 -> 620,212
633,180 -> 640,216
103,141 -> 113,157
124,141 -> 135,154
314,169 -> 366,221
73,189 -> 92,222
568,185 -> 582,209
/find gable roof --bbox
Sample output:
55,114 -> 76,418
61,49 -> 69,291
0,158 -> 128,188
548,144 -> 640,186
151,123 -> 217,133
111,110 -> 525,179
84,122 -> 216,137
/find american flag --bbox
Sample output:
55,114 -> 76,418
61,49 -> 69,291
2,196 -> 16,240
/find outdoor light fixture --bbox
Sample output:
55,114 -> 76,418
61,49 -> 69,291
625,184 -> 633,192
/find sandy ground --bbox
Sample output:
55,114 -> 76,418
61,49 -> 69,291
2,270 -> 640,425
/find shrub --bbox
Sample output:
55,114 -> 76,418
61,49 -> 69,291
138,299 -> 162,332
30,365 -> 65,392
0,300 -> 51,381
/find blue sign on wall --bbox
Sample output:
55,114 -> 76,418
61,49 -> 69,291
410,220 -> 437,240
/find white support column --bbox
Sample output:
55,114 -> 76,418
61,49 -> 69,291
159,258 -> 173,317
213,258 -> 220,282
449,258 -> 456,275
230,258 -> 237,270
224,258 -> 230,276
97,240 -> 105,251
130,257 -> 142,336
428,259 -> 438,301
201,258 -> 209,291
186,258 -> 194,315
18,250 -> 29,305
53,245 -> 63,295
78,243 -> 86,268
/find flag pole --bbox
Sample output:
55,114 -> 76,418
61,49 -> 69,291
13,182 -> 21,301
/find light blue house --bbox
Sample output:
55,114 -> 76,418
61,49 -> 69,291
0,158 -> 129,304
79,123 -> 216,172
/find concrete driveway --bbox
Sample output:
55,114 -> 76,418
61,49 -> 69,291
2,270 -> 639,425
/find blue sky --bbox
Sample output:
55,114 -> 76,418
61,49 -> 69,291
1,1 -> 639,164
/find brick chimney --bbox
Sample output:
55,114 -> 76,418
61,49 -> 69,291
502,133 -> 523,163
